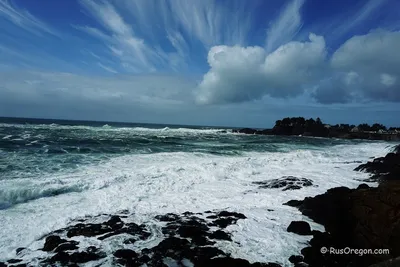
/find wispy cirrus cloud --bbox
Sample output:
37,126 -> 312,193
265,0 -> 305,53
331,0 -> 388,38
78,0 -> 160,73
75,0 -> 255,73
0,0 -> 58,36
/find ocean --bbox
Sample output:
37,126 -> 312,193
0,117 -> 393,264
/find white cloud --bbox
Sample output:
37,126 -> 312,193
97,63 -> 117,74
0,71 -> 196,107
196,33 -> 326,104
75,0 -> 255,73
318,30 -> 400,102
198,28 -> 400,105
381,73 -> 396,86
265,0 -> 304,53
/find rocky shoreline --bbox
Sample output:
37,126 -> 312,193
233,127 -> 400,141
284,144 -> 400,267
1,146 -> 399,266
232,117 -> 400,141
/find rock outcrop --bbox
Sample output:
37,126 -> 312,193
285,144 -> 400,267
3,210 -> 282,267
253,176 -> 314,191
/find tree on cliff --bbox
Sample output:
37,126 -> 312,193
371,123 -> 387,132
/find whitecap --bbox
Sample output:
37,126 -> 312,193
0,142 -> 390,263
1,135 -> 12,140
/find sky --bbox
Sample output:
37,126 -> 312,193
0,0 -> 400,128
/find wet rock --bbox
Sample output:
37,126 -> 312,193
5,210 -> 278,266
49,246 -> 105,264
357,183 -> 370,189
114,249 -> 138,259
213,217 -> 240,228
66,223 -> 111,238
113,248 -> 138,266
217,211 -> 247,219
54,241 -> 79,253
254,176 -> 314,191
355,147 -> 400,182
287,221 -> 312,235
233,128 -> 258,135
289,255 -> 304,264
155,213 -> 180,222
209,230 -> 231,241
97,222 -> 150,241
15,247 -> 26,254
7,259 -> 23,264
283,199 -> 303,207
286,163 -> 400,267
42,235 -> 68,251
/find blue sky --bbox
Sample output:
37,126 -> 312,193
0,0 -> 400,127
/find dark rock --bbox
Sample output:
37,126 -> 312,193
68,251 -> 105,263
214,217 -> 240,228
209,230 -> 231,241
66,223 -> 111,238
196,257 -> 252,267
105,215 -> 123,227
283,199 -> 303,207
286,150 -> 400,267
155,213 -> 180,222
217,211 -> 247,219
49,247 -> 105,264
233,128 -> 258,135
54,241 -> 79,253
6,210 -> 276,267
287,221 -> 312,235
355,149 -> 400,182
357,183 -> 370,189
42,235 -> 67,251
254,176 -> 314,191
114,249 -> 138,259
177,225 -> 209,239
153,237 -> 190,253
0,263 -> 5,267
7,259 -> 22,264
15,247 -> 25,254
289,255 -> 304,264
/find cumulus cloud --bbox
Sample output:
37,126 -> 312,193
314,30 -> 400,103
197,29 -> 400,105
196,33 -> 326,104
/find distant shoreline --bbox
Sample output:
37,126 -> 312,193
232,117 -> 400,141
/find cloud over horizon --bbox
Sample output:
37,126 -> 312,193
0,0 -> 400,126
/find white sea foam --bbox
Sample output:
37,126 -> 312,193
1,135 -> 12,140
0,142 -> 391,265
